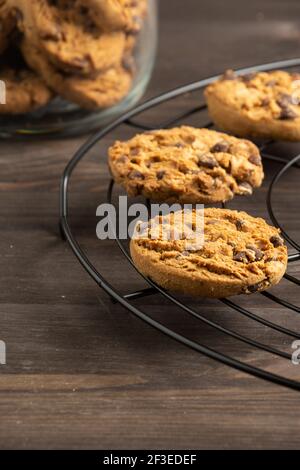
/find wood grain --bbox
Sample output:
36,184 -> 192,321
0,0 -> 300,449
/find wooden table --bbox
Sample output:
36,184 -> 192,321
0,0 -> 300,449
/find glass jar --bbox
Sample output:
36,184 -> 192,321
0,0 -> 158,138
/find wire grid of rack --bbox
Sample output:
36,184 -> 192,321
60,58 -> 300,391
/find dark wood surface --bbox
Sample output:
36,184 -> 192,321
1,0 -> 300,449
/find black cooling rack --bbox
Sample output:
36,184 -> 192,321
60,58 -> 300,391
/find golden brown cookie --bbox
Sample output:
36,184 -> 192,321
0,0 -> 17,53
0,65 -> 52,114
78,0 -> 148,33
13,0 -> 126,75
205,69 -> 300,141
108,126 -> 264,204
130,208 -> 287,298
22,40 -> 132,110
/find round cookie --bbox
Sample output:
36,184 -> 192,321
13,0 -> 126,75
21,40 -> 132,110
77,0 -> 148,33
108,126 -> 264,204
0,66 -> 52,114
130,208 -> 288,298
205,69 -> 300,141
0,1 -> 17,53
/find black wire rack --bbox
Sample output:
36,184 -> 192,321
60,58 -> 300,391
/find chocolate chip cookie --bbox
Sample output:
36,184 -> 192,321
22,40 -> 132,110
108,126 -> 264,203
205,69 -> 300,141
14,0 -> 126,75
130,208 -> 287,298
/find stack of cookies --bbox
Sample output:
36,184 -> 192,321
0,0 -> 148,114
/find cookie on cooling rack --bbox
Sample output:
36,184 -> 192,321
13,0 -> 126,75
130,208 -> 288,298
205,69 -> 300,141
21,40 -> 132,110
108,126 -> 264,204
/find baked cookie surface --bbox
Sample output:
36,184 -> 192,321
14,0 -> 126,75
205,69 -> 300,141
130,208 -> 287,298
108,126 -> 264,203
22,40 -> 132,110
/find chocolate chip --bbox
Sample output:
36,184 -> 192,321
71,57 -> 91,70
276,93 -> 299,120
130,147 -> 140,156
128,170 -> 145,180
277,93 -> 294,107
181,251 -> 190,257
246,281 -> 267,294
156,170 -> 166,180
197,153 -> 218,169
222,70 -> 236,81
233,251 -> 249,263
206,219 -> 219,225
178,165 -> 189,174
40,29 -> 62,41
246,245 -> 264,261
233,248 -> 261,263
184,135 -> 196,144
279,106 -> 298,120
210,141 -> 230,153
238,182 -> 253,195
261,97 -> 270,107
242,72 -> 256,82
186,221 -> 196,231
79,6 -> 89,15
236,219 -> 246,231
270,235 -> 284,247
174,142 -> 185,148
248,154 -> 262,166
117,155 -> 128,164
151,155 -> 161,163
136,221 -> 149,235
